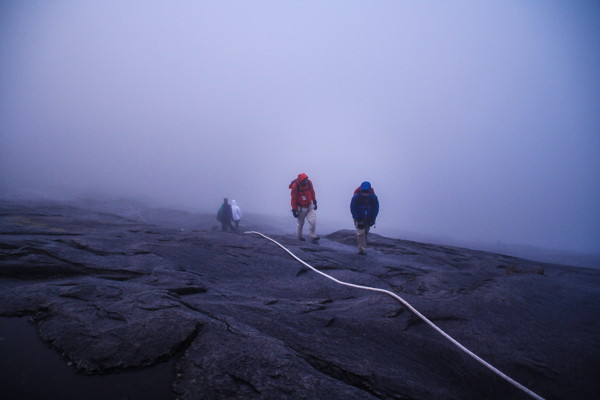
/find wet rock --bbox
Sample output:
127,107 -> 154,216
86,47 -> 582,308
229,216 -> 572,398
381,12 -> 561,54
173,319 -> 378,400
1,200 -> 599,400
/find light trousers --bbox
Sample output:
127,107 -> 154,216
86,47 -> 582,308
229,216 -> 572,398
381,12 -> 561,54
297,204 -> 317,239
354,219 -> 371,251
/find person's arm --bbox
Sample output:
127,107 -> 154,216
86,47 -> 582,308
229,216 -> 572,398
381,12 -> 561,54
290,184 -> 297,210
350,195 -> 360,221
373,195 -> 379,220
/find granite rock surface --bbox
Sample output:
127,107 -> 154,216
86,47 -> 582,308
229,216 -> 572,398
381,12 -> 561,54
1,200 -> 599,400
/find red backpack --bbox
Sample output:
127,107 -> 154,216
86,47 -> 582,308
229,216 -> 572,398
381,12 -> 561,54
353,186 -> 375,195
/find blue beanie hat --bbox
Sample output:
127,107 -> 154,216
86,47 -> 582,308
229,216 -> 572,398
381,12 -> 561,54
360,181 -> 371,191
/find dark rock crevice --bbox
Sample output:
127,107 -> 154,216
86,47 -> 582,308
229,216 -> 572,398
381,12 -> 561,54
300,353 -> 412,400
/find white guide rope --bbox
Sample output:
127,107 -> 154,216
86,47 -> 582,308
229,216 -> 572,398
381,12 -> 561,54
244,231 -> 545,400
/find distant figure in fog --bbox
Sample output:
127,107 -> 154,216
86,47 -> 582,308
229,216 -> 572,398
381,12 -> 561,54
350,181 -> 379,255
217,198 -> 234,232
289,172 -> 320,243
231,200 -> 243,231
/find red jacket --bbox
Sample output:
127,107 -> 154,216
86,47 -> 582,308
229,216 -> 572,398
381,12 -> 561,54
290,173 -> 316,209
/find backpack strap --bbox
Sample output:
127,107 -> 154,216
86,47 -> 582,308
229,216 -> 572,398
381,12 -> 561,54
292,179 -> 311,194
298,179 -> 312,193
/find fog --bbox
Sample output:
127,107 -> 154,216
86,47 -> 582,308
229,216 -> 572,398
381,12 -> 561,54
1,1 -> 599,256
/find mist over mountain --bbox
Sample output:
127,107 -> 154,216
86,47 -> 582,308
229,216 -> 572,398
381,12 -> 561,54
1,1 -> 599,257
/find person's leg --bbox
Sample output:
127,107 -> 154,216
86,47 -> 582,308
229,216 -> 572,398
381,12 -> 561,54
354,220 -> 367,254
297,207 -> 308,240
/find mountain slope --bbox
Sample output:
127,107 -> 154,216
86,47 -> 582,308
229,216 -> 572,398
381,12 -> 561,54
1,201 -> 598,400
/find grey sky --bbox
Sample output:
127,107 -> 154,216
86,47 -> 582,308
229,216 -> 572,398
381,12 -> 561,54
1,1 -> 599,254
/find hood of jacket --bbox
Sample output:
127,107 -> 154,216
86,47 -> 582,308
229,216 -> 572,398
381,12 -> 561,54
297,173 -> 309,183
231,200 -> 237,206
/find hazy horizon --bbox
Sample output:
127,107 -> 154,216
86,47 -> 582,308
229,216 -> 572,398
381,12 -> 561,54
1,1 -> 599,255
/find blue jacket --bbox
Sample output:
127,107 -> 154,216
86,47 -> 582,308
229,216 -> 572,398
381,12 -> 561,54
350,192 -> 379,222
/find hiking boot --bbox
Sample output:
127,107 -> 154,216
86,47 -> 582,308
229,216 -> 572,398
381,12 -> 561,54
298,237 -> 306,242
358,249 -> 367,255
311,236 -> 320,243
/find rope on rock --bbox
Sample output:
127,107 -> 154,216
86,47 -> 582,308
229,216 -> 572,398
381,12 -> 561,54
244,230 -> 546,400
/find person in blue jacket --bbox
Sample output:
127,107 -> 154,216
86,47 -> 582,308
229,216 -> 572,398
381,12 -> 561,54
350,181 -> 379,255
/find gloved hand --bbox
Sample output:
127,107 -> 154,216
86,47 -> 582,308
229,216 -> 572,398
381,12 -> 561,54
313,200 -> 317,210
357,223 -> 365,230
292,209 -> 298,218
369,219 -> 376,227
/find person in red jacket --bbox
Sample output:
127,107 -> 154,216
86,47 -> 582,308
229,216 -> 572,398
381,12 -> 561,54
289,172 -> 320,243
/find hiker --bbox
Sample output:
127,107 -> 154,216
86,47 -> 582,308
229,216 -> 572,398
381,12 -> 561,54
216,198 -> 234,232
350,181 -> 379,255
290,172 -> 320,243
231,200 -> 243,231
